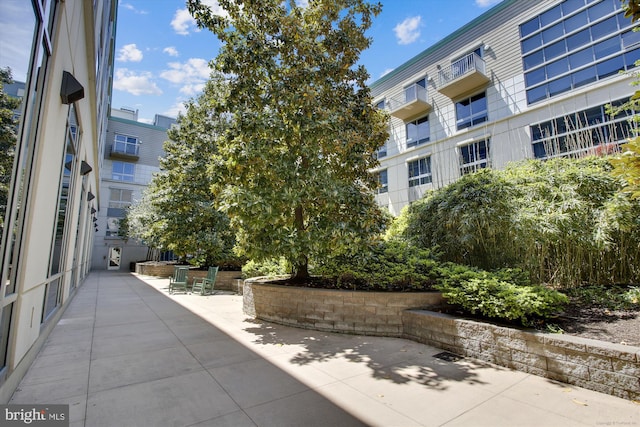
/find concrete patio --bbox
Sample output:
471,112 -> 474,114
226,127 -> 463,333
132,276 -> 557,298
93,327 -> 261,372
9,271 -> 640,426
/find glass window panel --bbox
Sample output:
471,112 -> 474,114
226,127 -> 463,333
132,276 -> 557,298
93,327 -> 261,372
566,28 -> 591,50
617,11 -> 633,30
569,46 -> 594,69
544,39 -> 567,61
456,98 -> 471,120
562,0 -> 586,16
533,141 -> 548,159
470,92 -> 487,112
525,67 -> 546,86
520,16 -> 540,38
622,30 -> 640,49
581,106 -> 604,126
564,9 -> 588,33
542,22 -> 565,44
546,57 -> 569,77
596,54 -> 625,78
540,4 -> 562,27
588,0 -> 615,22
527,85 -> 548,104
523,50 -> 545,70
591,16 -> 618,41
572,66 -> 597,87
624,49 -> 640,69
532,120 -> 553,141
521,34 -> 542,54
594,36 -> 620,59
548,75 -> 572,97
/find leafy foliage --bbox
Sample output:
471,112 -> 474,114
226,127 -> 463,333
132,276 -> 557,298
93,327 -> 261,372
0,68 -> 19,230
187,0 -> 388,279
123,76 -> 238,267
241,258 -> 290,279
315,239 -> 439,291
403,157 -> 640,287
435,274 -> 568,326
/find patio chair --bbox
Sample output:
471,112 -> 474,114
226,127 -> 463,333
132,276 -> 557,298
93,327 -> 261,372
191,266 -> 218,295
168,266 -> 189,294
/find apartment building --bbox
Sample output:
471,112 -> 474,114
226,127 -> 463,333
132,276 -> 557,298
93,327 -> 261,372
0,0 -> 117,400
92,109 -> 176,271
371,0 -> 639,215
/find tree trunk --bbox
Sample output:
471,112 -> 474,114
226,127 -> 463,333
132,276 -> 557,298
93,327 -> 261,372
293,204 -> 310,281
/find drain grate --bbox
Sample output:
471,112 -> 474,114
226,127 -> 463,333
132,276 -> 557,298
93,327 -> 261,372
433,351 -> 463,362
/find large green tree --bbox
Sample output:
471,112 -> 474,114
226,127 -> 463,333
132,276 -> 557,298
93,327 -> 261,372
0,68 -> 20,231
123,76 -> 237,266
187,0 -> 388,279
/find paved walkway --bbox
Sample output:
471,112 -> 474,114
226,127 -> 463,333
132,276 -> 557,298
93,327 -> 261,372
9,271 -> 640,427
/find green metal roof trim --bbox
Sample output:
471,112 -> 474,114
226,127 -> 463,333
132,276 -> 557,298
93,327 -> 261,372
369,0 -> 519,90
109,115 -> 172,131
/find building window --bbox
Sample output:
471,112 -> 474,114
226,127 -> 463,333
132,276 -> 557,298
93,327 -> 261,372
376,170 -> 388,194
521,0 -> 638,104
113,133 -> 140,156
406,115 -> 430,147
109,188 -> 133,209
456,92 -> 487,130
408,157 -> 432,187
459,139 -> 490,175
112,161 -> 135,182
531,98 -> 634,159
376,99 -> 385,110
377,143 -> 387,159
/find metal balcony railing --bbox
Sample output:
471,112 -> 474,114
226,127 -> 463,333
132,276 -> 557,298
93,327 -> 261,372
438,52 -> 486,87
386,82 -> 431,120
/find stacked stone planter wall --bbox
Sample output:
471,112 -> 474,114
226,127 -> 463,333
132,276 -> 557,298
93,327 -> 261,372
403,310 -> 640,400
135,262 -> 242,292
243,280 -> 640,400
242,280 -> 443,336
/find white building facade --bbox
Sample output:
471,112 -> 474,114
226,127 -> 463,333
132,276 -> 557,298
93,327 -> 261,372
371,0 -> 639,215
0,0 -> 117,400
92,109 -> 176,271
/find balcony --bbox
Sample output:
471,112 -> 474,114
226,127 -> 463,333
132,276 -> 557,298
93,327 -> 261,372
109,142 -> 140,160
386,82 -> 432,121
437,52 -> 490,99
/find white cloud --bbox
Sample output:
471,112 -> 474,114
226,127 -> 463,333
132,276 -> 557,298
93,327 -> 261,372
121,2 -> 148,14
171,9 -> 196,35
295,0 -> 310,7
393,16 -> 422,45
160,58 -> 211,84
179,83 -> 206,96
164,101 -> 188,118
113,69 -> 162,95
475,0 -> 502,7
171,1 -> 229,35
163,46 -> 179,57
117,43 -> 143,62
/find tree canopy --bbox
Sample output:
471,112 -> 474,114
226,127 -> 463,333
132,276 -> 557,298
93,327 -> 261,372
187,0 -> 389,279
123,76 -> 237,267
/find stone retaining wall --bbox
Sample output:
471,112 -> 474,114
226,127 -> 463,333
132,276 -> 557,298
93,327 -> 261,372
242,280 -> 443,336
242,281 -> 640,400
403,310 -> 640,400
135,262 -> 242,292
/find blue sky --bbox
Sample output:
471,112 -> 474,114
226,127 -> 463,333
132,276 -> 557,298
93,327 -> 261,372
113,0 -> 504,123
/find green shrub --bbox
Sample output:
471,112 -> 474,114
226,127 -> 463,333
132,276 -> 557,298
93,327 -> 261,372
436,276 -> 568,325
316,239 -> 440,291
241,258 -> 289,279
405,157 -> 640,287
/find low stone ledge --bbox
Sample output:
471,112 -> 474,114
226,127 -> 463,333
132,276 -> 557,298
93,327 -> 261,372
135,262 -> 242,292
242,279 -> 443,336
403,309 -> 640,401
